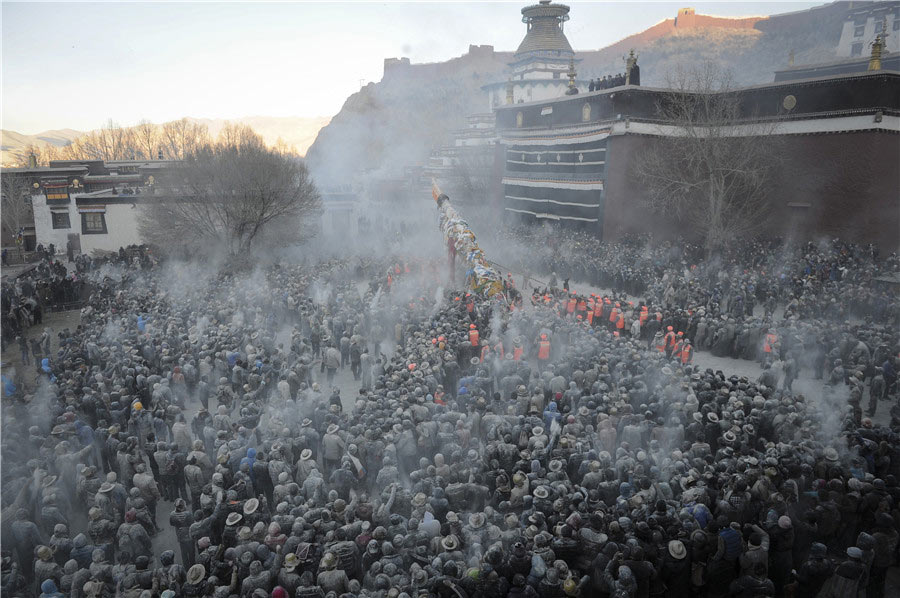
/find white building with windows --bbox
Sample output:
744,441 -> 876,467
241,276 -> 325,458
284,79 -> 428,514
836,2 -> 899,57
483,1 -> 588,110
32,187 -> 149,255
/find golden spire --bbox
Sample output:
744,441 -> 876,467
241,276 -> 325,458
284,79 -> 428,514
565,58 -> 578,95
869,17 -> 888,71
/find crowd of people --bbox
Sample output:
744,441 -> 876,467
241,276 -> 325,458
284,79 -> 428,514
1,227 -> 899,598
1,246 -> 153,355
588,75 -> 627,91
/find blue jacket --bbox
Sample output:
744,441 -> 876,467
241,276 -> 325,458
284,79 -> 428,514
543,402 -> 561,429
40,579 -> 64,598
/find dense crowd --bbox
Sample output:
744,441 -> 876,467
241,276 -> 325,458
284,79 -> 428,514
1,246 -> 154,355
1,231 -> 899,598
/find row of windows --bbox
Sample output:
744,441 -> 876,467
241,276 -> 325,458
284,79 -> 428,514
854,19 -> 899,38
50,211 -> 107,234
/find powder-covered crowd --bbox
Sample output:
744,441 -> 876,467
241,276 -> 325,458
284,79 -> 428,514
1,233 -> 898,598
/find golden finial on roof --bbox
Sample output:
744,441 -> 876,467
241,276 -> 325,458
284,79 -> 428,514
869,30 -> 885,71
565,58 -> 578,95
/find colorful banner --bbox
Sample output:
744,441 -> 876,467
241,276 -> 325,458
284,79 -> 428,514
432,181 -> 505,299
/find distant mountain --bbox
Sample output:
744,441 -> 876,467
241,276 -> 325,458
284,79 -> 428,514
306,1 -> 857,187
1,128 -> 84,165
1,116 -> 330,166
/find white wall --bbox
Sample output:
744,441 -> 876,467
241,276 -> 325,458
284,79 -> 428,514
837,13 -> 899,57
488,82 -> 588,113
80,202 -> 143,253
32,193 -> 74,253
32,193 -> 145,255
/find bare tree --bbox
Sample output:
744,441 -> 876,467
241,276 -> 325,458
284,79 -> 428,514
133,120 -> 159,159
635,63 -> 780,254
161,118 -> 210,159
1,175 -> 34,255
140,136 -> 321,258
14,144 -> 61,167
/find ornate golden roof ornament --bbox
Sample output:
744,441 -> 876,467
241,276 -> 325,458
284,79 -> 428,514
869,18 -> 888,71
565,58 -> 578,95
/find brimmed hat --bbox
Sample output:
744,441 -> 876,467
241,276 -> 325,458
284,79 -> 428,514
98,482 -> 114,493
549,460 -> 563,472
283,553 -> 300,571
469,513 -> 486,528
534,486 -> 550,499
824,447 -> 839,462
692,412 -> 703,423
244,498 -> 259,515
778,516 -> 792,529
412,493 -> 427,507
707,412 -> 719,423
446,511 -> 459,523
225,512 -> 243,526
300,449 -> 313,461
532,426 -> 544,436
723,431 -> 736,444
326,424 -> 339,434
301,418 -> 312,427
42,475 -> 58,487
668,540 -> 686,560
441,535 -> 459,551
187,563 -> 206,584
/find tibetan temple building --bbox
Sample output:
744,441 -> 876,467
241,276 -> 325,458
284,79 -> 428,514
493,24 -> 899,247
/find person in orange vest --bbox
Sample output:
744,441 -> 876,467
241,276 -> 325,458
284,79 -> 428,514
585,308 -> 594,326
537,333 -> 551,364
608,305 -> 619,332
663,326 -> 676,358
616,312 -> 625,333
680,339 -> 694,364
653,331 -> 666,353
480,340 -> 491,363
672,333 -> 684,362
593,299 -> 603,327
762,328 -> 778,364
465,294 -> 475,321
469,324 -> 479,347
639,306 -> 649,325
566,294 -> 576,317
576,296 -> 587,319
512,337 -> 524,361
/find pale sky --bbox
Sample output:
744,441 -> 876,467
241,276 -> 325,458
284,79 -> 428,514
2,1 -> 819,133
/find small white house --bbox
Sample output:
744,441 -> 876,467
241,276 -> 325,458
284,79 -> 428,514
33,188 -> 148,255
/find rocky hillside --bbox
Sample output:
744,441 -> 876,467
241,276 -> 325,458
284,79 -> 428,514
306,48 -> 513,187
306,2 -> 857,186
